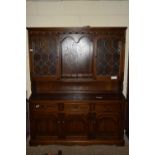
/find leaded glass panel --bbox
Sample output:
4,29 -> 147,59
31,35 -> 57,76
96,39 -> 121,76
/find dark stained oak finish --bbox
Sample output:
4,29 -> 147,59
27,27 -> 126,146
61,35 -> 93,78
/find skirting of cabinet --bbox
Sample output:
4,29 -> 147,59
29,139 -> 125,146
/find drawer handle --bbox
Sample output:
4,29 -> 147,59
35,104 -> 40,108
96,96 -> 103,99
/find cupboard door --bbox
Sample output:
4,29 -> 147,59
95,114 -> 122,140
61,34 -> 93,78
32,114 -> 59,139
64,114 -> 89,139
95,37 -> 123,80
29,31 -> 58,78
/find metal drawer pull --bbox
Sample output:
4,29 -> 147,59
29,49 -> 33,52
35,104 -> 40,108
111,76 -> 117,80
96,96 -> 103,99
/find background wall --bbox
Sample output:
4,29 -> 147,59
26,1 -> 129,98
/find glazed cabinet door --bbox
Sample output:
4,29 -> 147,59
95,36 -> 124,80
28,30 -> 58,79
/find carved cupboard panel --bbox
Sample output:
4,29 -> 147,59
95,114 -> 122,139
31,114 -> 59,139
61,35 -> 93,78
64,114 -> 89,139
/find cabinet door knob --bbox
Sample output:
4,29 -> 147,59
35,104 -> 40,108
30,49 -> 33,52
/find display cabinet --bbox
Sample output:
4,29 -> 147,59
28,27 -> 126,145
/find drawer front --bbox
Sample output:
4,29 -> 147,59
31,101 -> 59,113
95,102 -> 122,113
64,103 -> 90,113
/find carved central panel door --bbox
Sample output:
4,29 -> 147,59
61,35 -> 93,78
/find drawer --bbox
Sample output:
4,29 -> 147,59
64,103 -> 90,113
31,101 -> 59,113
95,102 -> 122,112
